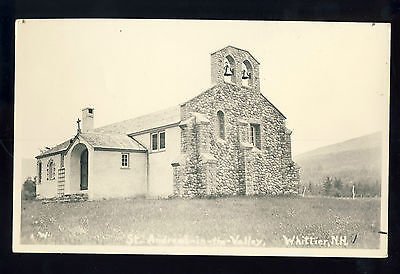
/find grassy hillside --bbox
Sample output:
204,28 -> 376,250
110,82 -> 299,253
294,132 -> 382,196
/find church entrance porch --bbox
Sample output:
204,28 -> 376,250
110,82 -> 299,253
70,143 -> 89,194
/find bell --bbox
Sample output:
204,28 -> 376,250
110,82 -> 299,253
224,65 -> 233,76
242,70 -> 249,79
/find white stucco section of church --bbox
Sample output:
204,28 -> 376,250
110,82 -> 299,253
90,150 -> 147,199
36,153 -> 63,198
132,126 -> 181,197
36,133 -> 148,200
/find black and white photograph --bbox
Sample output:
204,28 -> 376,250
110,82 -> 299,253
12,19 -> 390,257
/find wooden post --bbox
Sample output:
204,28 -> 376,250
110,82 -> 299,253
352,185 -> 356,199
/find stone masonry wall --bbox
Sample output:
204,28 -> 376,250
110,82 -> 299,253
171,46 -> 300,197
176,82 -> 299,197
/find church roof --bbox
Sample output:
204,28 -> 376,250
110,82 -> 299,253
36,139 -> 72,158
79,132 -> 146,151
37,132 -> 146,158
93,105 -> 181,135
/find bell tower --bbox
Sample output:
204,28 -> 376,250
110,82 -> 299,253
211,46 -> 260,92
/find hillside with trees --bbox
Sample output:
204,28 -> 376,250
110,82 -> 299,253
294,132 -> 383,197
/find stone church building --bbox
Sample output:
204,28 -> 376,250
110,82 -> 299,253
36,46 -> 300,200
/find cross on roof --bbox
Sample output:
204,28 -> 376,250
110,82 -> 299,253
77,118 -> 81,133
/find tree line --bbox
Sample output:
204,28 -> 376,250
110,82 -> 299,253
302,176 -> 381,198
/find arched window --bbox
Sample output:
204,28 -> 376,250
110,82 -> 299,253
241,60 -> 253,87
47,159 -> 56,180
223,55 -> 235,83
217,110 -> 225,140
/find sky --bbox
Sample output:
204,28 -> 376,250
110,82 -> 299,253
14,19 -> 391,181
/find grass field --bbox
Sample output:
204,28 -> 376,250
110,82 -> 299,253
20,196 -> 380,249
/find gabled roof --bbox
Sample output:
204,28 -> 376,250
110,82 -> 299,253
37,132 -> 146,158
36,139 -> 72,158
211,45 -> 260,64
80,132 -> 146,151
94,105 -> 181,135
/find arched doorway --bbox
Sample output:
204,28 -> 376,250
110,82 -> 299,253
70,143 -> 89,192
80,149 -> 88,190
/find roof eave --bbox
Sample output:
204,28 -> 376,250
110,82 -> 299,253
36,149 -> 67,159
93,147 -> 147,152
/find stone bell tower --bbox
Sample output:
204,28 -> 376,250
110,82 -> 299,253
210,46 -> 261,92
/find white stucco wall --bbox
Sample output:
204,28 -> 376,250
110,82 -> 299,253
133,126 -> 181,197
36,153 -> 63,198
36,126 -> 180,200
90,150 -> 147,199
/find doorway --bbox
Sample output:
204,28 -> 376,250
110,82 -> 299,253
70,143 -> 89,193
80,149 -> 88,190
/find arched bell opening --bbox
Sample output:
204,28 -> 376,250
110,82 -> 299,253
223,55 -> 236,84
241,60 -> 253,87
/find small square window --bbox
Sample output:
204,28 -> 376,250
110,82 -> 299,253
121,153 -> 129,168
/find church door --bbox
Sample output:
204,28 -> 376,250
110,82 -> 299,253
80,149 -> 88,190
